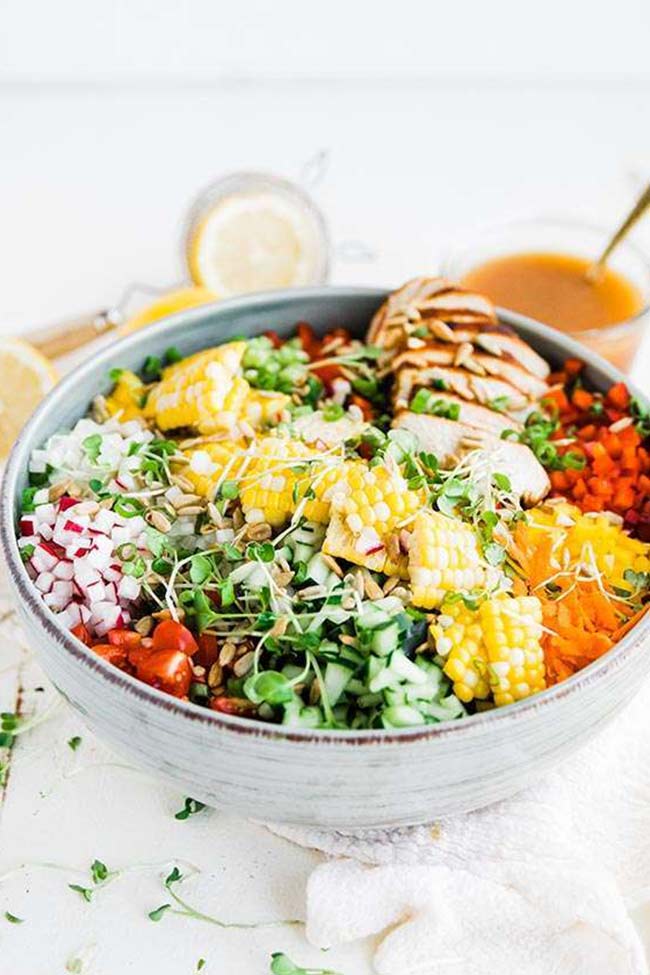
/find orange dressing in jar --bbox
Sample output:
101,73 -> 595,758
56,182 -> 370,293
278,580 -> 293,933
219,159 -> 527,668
461,251 -> 645,371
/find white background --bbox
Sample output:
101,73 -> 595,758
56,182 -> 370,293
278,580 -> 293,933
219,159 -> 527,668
2,4 -> 650,973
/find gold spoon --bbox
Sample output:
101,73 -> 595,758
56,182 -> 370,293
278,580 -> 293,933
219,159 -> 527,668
586,180 -> 650,282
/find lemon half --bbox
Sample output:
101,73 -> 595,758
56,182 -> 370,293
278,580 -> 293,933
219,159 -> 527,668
187,191 -> 327,296
0,339 -> 59,459
120,285 -> 218,335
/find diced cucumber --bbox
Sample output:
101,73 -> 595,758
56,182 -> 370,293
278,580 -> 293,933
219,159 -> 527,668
324,660 -> 354,706
228,562 -> 267,590
293,542 -> 315,564
389,650 -> 428,685
306,553 -> 334,586
356,604 -> 391,630
365,655 -> 384,683
276,544 -> 293,563
345,678 -> 367,696
282,701 -> 323,728
339,644 -> 365,667
370,621 -> 400,657
293,523 -> 325,545
368,666 -> 401,694
372,596 -> 404,616
382,705 -> 426,728
356,692 -> 384,708
383,687 -> 407,708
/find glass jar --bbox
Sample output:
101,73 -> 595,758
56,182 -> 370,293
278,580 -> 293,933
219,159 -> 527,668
441,217 -> 650,373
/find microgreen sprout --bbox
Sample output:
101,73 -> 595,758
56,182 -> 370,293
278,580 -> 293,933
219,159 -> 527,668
174,797 -> 207,821
147,866 -> 301,929
269,953 -> 344,975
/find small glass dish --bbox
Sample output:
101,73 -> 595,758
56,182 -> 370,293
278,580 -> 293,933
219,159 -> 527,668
441,217 -> 650,373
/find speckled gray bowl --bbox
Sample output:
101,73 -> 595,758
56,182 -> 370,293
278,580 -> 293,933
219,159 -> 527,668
2,287 -> 649,828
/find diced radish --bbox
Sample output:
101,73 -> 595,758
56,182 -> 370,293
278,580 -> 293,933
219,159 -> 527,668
111,526 -> 130,546
64,519 -> 84,534
94,535 -> 113,555
58,496 -> 79,512
20,517 -> 35,535
86,580 -> 107,603
32,545 -> 58,572
53,560 -> 74,580
29,449 -> 48,473
87,548 -> 111,572
94,509 -> 115,534
18,534 -> 38,549
73,561 -> 101,588
103,566 -> 122,584
35,571 -> 55,592
79,604 -> 91,623
52,580 -> 73,600
33,488 -> 50,506
60,603 -> 82,627
104,581 -> 118,603
118,575 -> 140,601
35,503 -> 56,525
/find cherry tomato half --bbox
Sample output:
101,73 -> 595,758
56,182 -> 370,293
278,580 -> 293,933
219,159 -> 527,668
71,623 -> 92,646
136,649 -> 193,698
107,628 -> 142,650
194,632 -> 219,669
151,620 -> 198,656
92,643 -> 128,669
210,696 -> 257,716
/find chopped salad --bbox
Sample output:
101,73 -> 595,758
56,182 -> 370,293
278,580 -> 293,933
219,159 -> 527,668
17,277 -> 650,729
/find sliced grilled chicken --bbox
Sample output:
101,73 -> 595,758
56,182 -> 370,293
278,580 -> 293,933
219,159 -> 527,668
407,391 -> 522,435
393,366 -> 530,414
393,412 -> 550,506
392,345 -> 548,401
434,325 -> 550,380
368,277 -> 496,351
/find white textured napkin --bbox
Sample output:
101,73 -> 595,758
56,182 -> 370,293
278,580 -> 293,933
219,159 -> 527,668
269,680 -> 650,975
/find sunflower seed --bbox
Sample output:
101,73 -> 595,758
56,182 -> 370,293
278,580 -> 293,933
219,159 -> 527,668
134,615 -> 153,636
148,510 -> 172,533
208,662 -> 223,689
246,522 -> 272,541
48,480 -> 72,502
361,569 -> 383,600
219,642 -> 237,667
233,651 -> 255,677
321,554 -> 343,577
170,492 -> 202,509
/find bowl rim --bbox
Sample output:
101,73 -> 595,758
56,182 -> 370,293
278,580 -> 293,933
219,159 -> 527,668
3,284 -> 650,746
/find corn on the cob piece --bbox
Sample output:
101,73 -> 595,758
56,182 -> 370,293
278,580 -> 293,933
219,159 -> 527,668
302,459 -> 366,525
239,437 -> 318,527
105,370 -> 145,421
430,601 -> 491,702
244,389 -> 290,427
431,595 -> 545,706
182,441 -> 246,499
322,465 -> 421,574
525,501 -> 650,594
408,510 -> 489,609
144,341 -> 248,434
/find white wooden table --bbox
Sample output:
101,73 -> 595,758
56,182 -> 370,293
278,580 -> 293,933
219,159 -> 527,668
1,79 -> 650,974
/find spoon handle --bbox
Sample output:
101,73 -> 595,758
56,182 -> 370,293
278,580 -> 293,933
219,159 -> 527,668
588,181 -> 650,279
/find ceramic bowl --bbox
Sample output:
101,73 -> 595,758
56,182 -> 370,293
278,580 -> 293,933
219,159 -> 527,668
2,287 -> 649,829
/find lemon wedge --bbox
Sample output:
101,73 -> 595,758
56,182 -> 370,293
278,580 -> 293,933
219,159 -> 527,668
0,338 -> 58,459
187,191 -> 327,296
120,285 -> 218,335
